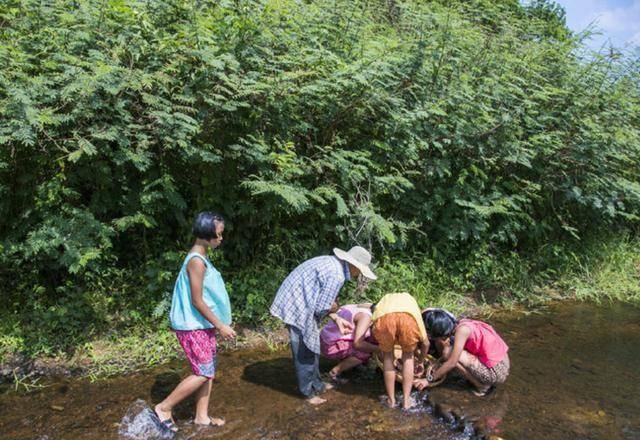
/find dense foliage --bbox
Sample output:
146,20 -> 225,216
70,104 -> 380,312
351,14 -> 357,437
1,0 -> 639,357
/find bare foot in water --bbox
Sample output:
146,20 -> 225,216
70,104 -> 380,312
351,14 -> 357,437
307,395 -> 327,405
402,395 -> 417,410
195,416 -> 225,427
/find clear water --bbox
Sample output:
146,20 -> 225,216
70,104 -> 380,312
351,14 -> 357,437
0,301 -> 638,439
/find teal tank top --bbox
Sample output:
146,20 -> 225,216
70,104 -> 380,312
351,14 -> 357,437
169,252 -> 232,330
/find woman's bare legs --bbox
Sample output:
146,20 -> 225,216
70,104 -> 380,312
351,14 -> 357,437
329,356 -> 363,378
400,351 -> 415,409
382,351 -> 397,407
193,377 -> 224,425
155,375 -> 208,423
440,345 -> 488,392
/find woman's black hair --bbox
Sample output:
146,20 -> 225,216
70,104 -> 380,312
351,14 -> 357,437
422,309 -> 457,338
192,211 -> 224,240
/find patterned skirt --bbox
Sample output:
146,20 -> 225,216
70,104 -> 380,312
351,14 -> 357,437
467,354 -> 510,386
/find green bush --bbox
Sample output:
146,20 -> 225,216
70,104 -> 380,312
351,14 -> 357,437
0,0 -> 638,361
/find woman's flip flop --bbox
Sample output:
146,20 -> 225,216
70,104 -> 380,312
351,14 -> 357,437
153,410 -> 179,433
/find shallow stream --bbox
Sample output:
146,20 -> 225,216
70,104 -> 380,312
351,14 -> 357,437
1,301 -> 638,439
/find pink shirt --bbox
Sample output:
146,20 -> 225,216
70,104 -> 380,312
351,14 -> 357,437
458,319 -> 509,368
320,304 -> 372,344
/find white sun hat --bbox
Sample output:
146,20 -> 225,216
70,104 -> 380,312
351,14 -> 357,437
333,246 -> 377,280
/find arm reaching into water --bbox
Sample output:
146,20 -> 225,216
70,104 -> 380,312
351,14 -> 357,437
432,325 -> 471,380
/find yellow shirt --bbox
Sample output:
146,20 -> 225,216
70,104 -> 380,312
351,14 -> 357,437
372,292 -> 427,341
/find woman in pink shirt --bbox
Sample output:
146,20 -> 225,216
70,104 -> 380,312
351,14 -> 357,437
414,310 -> 510,396
320,304 -> 379,380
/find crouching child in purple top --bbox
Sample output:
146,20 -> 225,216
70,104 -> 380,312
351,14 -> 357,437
270,246 -> 377,405
321,303 -> 379,381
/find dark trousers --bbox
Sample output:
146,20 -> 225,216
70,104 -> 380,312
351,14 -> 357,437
287,326 -> 325,397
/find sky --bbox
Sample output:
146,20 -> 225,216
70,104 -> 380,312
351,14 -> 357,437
553,0 -> 640,50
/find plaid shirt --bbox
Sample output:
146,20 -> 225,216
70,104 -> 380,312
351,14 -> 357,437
270,255 -> 351,354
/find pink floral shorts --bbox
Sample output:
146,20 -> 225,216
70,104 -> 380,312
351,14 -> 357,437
175,328 -> 217,378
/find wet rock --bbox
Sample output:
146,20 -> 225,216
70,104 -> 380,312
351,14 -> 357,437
55,384 -> 69,394
0,353 -> 81,383
368,423 -> 386,432
473,426 -> 489,440
435,403 -> 456,424
0,366 -> 13,379
0,354 -> 29,383
50,405 -> 64,411
118,399 -> 175,440
458,420 -> 476,438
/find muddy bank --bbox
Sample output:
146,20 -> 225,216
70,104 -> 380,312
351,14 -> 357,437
0,327 -> 291,385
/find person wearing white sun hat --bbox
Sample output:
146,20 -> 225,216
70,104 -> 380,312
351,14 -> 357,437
270,246 -> 376,405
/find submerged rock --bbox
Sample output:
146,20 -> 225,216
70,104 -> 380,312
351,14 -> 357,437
118,399 -> 175,440
434,402 -> 457,424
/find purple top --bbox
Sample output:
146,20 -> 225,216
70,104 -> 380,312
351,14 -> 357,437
320,304 -> 372,344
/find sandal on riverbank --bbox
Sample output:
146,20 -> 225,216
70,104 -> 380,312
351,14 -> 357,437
321,372 -> 345,387
327,371 -> 349,385
195,417 -> 225,427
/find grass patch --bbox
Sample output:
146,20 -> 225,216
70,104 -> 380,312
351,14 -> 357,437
2,235 -> 640,381
82,329 -> 181,381
561,238 -> 640,302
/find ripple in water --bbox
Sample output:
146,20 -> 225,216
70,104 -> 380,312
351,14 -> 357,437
119,399 -> 175,440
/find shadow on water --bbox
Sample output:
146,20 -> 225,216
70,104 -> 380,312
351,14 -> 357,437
241,356 -> 382,399
149,372 -> 181,404
1,301 -> 639,439
241,357 -> 299,398
148,371 -> 202,422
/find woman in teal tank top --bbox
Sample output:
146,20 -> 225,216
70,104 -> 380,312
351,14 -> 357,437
154,212 -> 236,432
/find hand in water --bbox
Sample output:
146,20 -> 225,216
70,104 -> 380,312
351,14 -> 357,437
336,316 -> 355,335
413,378 -> 429,391
219,324 -> 237,340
